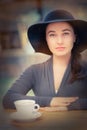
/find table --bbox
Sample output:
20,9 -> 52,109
1,108 -> 87,130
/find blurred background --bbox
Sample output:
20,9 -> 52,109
0,0 -> 87,104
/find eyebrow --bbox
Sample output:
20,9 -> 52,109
47,29 -> 72,34
62,29 -> 72,32
47,31 -> 55,34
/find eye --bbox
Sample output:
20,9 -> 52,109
63,32 -> 70,36
64,32 -> 69,35
49,34 -> 56,37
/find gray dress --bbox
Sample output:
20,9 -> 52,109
2,56 -> 87,110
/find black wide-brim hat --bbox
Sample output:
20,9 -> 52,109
28,10 -> 87,55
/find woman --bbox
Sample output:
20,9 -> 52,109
2,10 -> 87,111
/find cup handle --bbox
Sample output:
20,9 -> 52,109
33,104 -> 40,112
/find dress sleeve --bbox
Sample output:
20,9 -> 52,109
2,65 -> 52,109
68,98 -> 87,110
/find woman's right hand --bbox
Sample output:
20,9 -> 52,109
40,106 -> 68,111
50,97 -> 79,107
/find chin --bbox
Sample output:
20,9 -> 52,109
54,51 -> 71,57
55,52 -> 67,56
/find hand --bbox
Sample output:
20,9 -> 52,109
40,106 -> 68,112
50,97 -> 79,107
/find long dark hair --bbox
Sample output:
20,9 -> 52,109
70,45 -> 81,83
67,22 -> 86,83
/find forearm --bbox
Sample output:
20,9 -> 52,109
2,91 -> 52,109
3,89 -> 87,110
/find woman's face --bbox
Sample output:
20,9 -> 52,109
46,22 -> 76,57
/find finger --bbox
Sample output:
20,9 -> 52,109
64,97 -> 79,102
57,107 -> 68,111
43,107 -> 68,111
39,107 -> 46,111
59,102 -> 71,107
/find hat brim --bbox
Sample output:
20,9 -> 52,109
28,19 -> 87,54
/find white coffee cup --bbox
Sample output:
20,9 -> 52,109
14,100 -> 40,115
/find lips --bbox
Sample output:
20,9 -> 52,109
55,47 -> 65,51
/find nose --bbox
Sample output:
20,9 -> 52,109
56,36 -> 63,45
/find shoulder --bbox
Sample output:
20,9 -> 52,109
26,56 -> 52,73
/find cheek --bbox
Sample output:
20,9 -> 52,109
70,43 -> 74,49
68,34 -> 75,46
46,37 -> 52,49
68,39 -> 74,50
46,37 -> 53,46
46,36 -> 49,45
65,38 -> 74,51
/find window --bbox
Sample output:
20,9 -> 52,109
0,31 -> 21,50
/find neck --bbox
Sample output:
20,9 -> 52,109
53,54 -> 71,67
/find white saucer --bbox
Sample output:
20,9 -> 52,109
10,111 -> 42,122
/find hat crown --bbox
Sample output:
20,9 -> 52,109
44,10 -> 75,22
